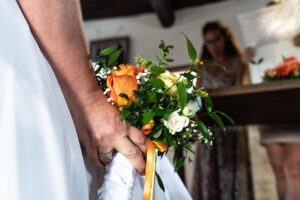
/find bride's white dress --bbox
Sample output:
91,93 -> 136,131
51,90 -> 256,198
0,0 -> 90,199
0,1 -> 192,200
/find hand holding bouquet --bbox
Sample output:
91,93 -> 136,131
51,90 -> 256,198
94,35 -> 233,200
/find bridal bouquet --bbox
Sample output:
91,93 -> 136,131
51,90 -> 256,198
93,35 -> 232,200
264,56 -> 300,81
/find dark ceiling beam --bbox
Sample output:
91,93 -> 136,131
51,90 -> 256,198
147,0 -> 175,27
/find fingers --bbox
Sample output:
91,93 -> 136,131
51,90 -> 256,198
114,136 -> 146,175
97,146 -> 115,165
85,146 -> 104,169
127,126 -> 148,155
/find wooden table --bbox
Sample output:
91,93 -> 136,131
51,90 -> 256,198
209,79 -> 300,125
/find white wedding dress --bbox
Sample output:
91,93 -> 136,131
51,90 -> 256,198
0,1 -> 91,199
0,1 -> 192,200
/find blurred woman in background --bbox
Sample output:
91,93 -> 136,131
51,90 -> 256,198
192,21 -> 252,200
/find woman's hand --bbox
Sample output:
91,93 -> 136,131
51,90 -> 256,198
242,47 -> 256,64
18,0 -> 147,175
71,91 -> 147,175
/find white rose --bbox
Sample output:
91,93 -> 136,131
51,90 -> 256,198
182,100 -> 201,117
163,111 -> 189,135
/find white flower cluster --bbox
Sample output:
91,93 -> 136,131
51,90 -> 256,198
136,69 -> 150,85
107,97 -> 115,106
95,66 -> 117,81
198,128 -> 213,146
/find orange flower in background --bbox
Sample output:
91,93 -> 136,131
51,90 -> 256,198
107,64 -> 144,107
275,56 -> 300,76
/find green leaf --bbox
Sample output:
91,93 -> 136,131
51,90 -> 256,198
99,45 -> 118,56
177,82 -> 187,109
190,66 -> 213,87
182,33 -> 197,62
209,112 -> 226,131
204,96 -> 213,112
196,120 -> 209,138
202,60 -> 226,70
250,58 -> 264,65
258,58 -> 264,64
148,78 -> 165,88
182,142 -> 195,154
94,66 -> 101,74
153,128 -> 163,138
156,172 -> 165,192
120,109 -> 130,121
175,156 -> 186,172
216,111 -> 235,125
182,72 -> 195,80
142,111 -> 155,124
166,58 -> 174,62
118,93 -> 129,100
164,128 -> 173,146
149,66 -> 166,75
108,49 -> 123,66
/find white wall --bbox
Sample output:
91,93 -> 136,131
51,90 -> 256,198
83,0 -> 269,67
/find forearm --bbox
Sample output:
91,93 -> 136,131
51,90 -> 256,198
18,0 -> 104,108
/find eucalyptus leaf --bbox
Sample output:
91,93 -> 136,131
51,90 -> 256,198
108,49 -> 123,67
99,45 -> 118,56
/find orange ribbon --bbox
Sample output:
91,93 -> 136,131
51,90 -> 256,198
142,122 -> 168,200
143,139 -> 156,200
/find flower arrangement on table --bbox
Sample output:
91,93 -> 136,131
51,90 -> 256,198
264,56 -> 300,81
93,34 -> 233,200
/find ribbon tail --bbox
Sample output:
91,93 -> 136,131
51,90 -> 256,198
143,139 -> 156,200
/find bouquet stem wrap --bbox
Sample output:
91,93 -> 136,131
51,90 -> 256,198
98,153 -> 136,200
98,138 -> 164,200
